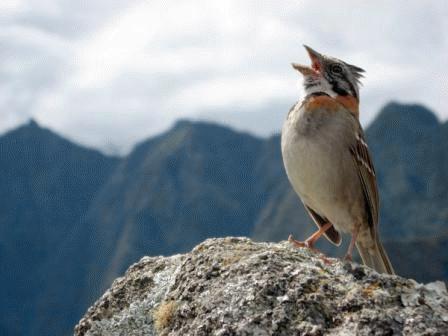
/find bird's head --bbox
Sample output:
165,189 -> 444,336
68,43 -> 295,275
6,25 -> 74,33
292,45 -> 365,101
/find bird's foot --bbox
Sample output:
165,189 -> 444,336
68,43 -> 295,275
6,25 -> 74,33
288,234 -> 333,264
288,234 -> 322,252
320,255 -> 336,265
288,234 -> 312,248
343,254 -> 353,262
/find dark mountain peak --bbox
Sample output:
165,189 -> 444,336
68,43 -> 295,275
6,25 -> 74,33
167,120 -> 263,160
367,102 -> 439,143
170,119 -> 222,141
375,102 -> 438,129
173,118 -> 194,129
0,120 -> 118,165
27,118 -> 39,128
172,119 -> 256,139
1,119 -> 54,144
130,119 -> 261,163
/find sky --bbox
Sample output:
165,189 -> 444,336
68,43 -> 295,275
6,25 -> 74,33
1,1 -> 447,154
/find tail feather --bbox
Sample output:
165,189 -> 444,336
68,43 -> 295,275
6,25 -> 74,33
356,237 -> 395,275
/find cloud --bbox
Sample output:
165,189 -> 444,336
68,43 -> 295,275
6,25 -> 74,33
1,0 -> 447,153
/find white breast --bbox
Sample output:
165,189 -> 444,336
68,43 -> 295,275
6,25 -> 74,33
282,120 -> 337,205
281,104 -> 364,233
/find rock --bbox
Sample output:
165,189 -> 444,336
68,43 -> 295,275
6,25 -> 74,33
74,237 -> 448,336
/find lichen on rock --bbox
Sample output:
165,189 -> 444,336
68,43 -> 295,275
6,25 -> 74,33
75,237 -> 448,336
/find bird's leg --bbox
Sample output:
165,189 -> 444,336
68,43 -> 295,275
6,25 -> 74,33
344,226 -> 360,261
288,222 -> 333,250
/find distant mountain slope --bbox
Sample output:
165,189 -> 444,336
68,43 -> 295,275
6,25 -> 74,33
80,102 -> 448,316
385,232 -> 448,283
0,120 -> 119,336
1,102 -> 448,336
367,102 -> 448,239
81,120 -> 266,296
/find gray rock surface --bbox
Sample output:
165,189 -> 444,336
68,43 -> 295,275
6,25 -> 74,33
75,237 -> 448,336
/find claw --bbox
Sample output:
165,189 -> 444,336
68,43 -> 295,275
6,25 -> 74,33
288,234 -> 317,251
321,255 -> 336,265
289,234 -> 335,265
288,234 -> 308,248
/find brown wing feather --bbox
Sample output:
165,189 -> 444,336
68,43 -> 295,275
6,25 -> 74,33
349,125 -> 379,232
305,205 -> 341,246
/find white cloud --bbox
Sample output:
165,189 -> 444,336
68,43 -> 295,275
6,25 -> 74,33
72,2 -> 155,88
172,74 -> 294,112
1,0 -> 447,153
0,0 -> 26,15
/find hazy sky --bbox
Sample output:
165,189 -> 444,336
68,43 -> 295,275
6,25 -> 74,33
1,1 -> 447,154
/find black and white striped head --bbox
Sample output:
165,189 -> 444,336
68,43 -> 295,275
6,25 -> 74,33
292,45 -> 365,100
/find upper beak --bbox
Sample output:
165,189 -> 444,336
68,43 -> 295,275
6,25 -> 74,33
303,45 -> 322,72
291,45 -> 323,76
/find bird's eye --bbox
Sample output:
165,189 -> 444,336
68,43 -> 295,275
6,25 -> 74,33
330,64 -> 343,74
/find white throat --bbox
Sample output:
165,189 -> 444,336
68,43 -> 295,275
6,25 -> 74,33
298,77 -> 337,100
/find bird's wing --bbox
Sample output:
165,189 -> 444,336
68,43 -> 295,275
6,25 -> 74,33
305,205 -> 341,246
349,123 -> 379,232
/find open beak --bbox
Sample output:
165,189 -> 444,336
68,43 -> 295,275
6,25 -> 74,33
291,45 -> 323,76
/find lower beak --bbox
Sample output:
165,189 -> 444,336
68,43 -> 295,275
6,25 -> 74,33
291,63 -> 315,76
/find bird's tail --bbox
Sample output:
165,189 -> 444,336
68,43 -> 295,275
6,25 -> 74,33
356,236 -> 395,275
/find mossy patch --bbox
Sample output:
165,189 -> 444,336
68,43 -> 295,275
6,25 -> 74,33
153,300 -> 177,333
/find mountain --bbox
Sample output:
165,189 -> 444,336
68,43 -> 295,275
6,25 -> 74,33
367,102 -> 448,239
385,232 -> 448,283
79,120 -> 322,307
1,102 -> 448,335
81,120 -> 266,297
0,120 -> 119,336
76,103 -> 448,332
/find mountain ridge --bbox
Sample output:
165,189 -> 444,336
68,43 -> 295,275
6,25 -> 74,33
1,102 -> 447,335
0,120 -> 120,336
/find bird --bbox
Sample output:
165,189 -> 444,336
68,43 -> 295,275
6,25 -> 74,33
281,45 -> 394,274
